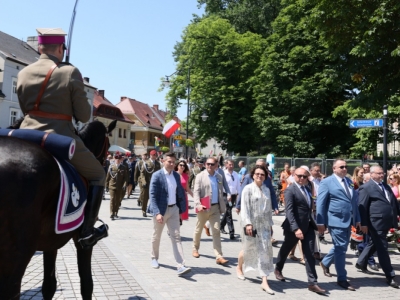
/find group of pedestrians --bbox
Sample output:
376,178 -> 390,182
107,152 -> 400,294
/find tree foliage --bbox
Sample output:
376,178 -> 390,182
253,0 -> 356,157
197,0 -> 282,37
163,16 -> 265,155
310,0 -> 400,155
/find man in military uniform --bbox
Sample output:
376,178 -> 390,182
134,150 -> 161,217
126,154 -> 137,198
16,28 -> 107,248
106,152 -> 129,220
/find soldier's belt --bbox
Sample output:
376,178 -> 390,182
28,110 -> 72,121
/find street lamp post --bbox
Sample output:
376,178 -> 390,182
383,104 -> 388,183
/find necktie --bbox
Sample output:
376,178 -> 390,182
301,186 -> 310,207
378,183 -> 389,201
342,179 -> 351,199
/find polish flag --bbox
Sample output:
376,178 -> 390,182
162,119 -> 180,138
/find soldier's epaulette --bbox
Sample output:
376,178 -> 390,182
59,62 -> 73,66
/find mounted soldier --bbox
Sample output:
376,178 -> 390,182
16,28 -> 108,248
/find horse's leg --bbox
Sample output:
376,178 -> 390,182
74,236 -> 93,300
42,250 -> 58,300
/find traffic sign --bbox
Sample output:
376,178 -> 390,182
349,119 -> 383,128
174,147 -> 183,153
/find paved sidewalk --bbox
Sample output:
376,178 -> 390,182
21,187 -> 400,299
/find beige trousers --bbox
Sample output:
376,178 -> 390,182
192,204 -> 223,258
151,205 -> 185,268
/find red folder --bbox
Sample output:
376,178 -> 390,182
195,196 -> 211,213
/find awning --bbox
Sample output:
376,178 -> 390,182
108,145 -> 130,154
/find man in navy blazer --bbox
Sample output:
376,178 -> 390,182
316,159 -> 360,291
357,165 -> 400,288
275,167 -> 326,294
147,152 -> 191,276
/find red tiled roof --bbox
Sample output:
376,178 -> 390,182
92,91 -> 134,124
116,97 -> 164,130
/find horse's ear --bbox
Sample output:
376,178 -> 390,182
107,120 -> 117,134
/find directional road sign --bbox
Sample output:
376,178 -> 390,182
349,119 -> 383,128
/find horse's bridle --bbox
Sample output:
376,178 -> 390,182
95,134 -> 110,163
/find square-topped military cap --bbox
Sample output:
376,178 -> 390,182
36,28 -> 67,44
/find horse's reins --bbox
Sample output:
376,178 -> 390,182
95,134 -> 109,161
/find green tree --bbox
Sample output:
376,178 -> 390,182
253,0 -> 356,157
163,16 -> 265,155
197,0 -> 282,37
310,0 -> 400,155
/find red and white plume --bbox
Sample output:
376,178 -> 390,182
162,118 -> 180,138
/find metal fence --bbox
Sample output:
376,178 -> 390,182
228,156 -> 375,180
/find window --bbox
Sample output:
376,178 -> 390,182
123,129 -> 126,138
12,78 -> 17,94
118,128 -> 122,138
9,109 -> 20,126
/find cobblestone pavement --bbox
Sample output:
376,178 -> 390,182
21,186 -> 400,299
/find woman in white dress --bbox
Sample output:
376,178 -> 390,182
236,165 -> 275,294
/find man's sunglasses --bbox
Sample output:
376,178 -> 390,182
338,165 -> 347,169
295,174 -> 308,179
206,163 -> 215,166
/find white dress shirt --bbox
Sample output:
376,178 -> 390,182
163,167 -> 177,205
333,173 -> 353,198
224,170 -> 240,195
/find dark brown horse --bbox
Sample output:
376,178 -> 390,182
0,119 -> 116,300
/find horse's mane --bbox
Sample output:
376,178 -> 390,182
78,120 -> 106,145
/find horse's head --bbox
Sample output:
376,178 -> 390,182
79,120 -> 117,165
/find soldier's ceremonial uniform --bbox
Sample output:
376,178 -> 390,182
106,154 -> 129,219
134,150 -> 161,217
16,28 -> 107,248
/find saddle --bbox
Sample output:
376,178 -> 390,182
0,128 -> 88,234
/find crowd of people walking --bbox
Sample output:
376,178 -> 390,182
103,152 -> 400,294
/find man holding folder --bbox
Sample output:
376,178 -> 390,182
192,157 -> 229,265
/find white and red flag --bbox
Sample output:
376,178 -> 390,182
162,119 -> 180,138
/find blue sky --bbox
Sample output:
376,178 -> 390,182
1,0 -> 204,120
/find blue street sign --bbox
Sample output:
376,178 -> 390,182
349,119 -> 383,128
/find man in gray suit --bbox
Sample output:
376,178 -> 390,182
147,152 -> 191,276
316,159 -> 360,291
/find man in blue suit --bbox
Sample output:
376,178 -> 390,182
316,159 -> 360,291
147,152 -> 191,276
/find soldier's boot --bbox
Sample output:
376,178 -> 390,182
78,185 -> 109,249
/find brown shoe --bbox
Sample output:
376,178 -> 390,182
320,262 -> 332,277
314,252 -> 321,260
274,268 -> 285,281
192,250 -> 200,258
308,284 -> 327,294
337,280 -> 355,291
204,225 -> 211,236
216,257 -> 229,265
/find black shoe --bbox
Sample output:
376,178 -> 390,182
387,278 -> 399,288
220,228 -> 228,234
355,263 -> 371,274
110,214 -> 114,220
138,201 -> 141,207
115,214 -> 119,219
319,237 -> 328,245
79,186 -> 109,249
143,212 -> 147,217
368,264 -> 379,271
337,280 -> 355,291
230,235 -> 236,240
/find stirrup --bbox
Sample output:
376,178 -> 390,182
78,219 -> 109,249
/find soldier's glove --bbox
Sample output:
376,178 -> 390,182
142,184 -> 147,189
106,187 -> 109,192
